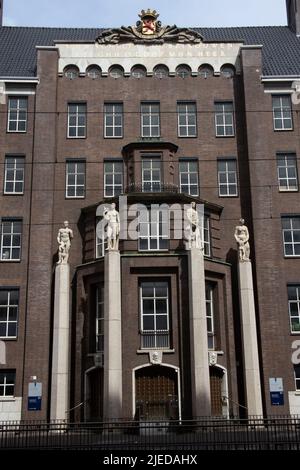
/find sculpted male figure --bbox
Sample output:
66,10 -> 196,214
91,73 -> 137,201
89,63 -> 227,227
104,203 -> 120,251
57,221 -> 73,264
186,202 -> 202,250
234,218 -> 250,262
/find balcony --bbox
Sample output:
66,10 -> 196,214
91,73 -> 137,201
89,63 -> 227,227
141,330 -> 170,349
126,183 -> 179,194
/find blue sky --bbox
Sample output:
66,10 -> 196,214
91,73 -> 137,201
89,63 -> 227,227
3,0 -> 287,28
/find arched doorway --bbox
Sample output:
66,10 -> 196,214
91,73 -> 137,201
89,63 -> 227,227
85,367 -> 104,422
210,365 -> 226,417
135,365 -> 179,421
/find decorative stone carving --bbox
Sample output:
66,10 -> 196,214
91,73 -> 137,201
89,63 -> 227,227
96,10 -> 203,45
149,351 -> 163,365
208,351 -> 218,366
234,218 -> 250,262
186,202 -> 203,250
57,221 -> 73,264
104,203 -> 120,251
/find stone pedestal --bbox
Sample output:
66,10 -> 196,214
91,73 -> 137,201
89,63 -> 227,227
188,248 -> 211,417
103,250 -> 123,420
238,261 -> 263,416
50,263 -> 70,421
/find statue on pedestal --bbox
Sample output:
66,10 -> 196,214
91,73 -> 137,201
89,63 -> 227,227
234,218 -> 250,262
186,202 -> 202,250
57,221 -> 73,264
104,203 -> 120,251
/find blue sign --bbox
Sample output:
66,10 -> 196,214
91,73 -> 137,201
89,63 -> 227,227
28,396 -> 42,411
270,391 -> 284,406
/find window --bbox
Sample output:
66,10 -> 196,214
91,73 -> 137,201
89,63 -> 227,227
177,102 -> 197,137
96,285 -> 104,353
109,66 -> 124,79
7,97 -> 28,132
67,103 -> 86,138
206,284 -> 215,350
4,157 -> 25,194
131,65 -> 147,78
86,65 -> 101,79
104,161 -> 123,197
96,229 -> 107,258
142,157 -> 161,192
203,216 -> 211,257
179,160 -> 199,196
282,217 -> 300,257
64,65 -> 79,79
66,160 -> 85,198
141,103 -> 160,137
295,365 -> 300,391
218,159 -> 238,197
277,154 -> 298,191
0,219 -> 22,261
272,95 -> 293,131
198,64 -> 214,78
104,103 -> 123,138
153,65 -> 169,79
0,290 -> 19,338
139,206 -> 169,251
215,102 -> 235,137
140,281 -> 170,349
176,65 -> 191,78
288,285 -> 300,333
0,370 -> 15,397
220,64 -> 235,78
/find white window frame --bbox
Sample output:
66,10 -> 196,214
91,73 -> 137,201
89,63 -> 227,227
218,159 -> 238,197
288,285 -> 300,333
142,158 -> 162,193
67,103 -> 86,138
104,103 -> 123,138
0,219 -> 22,261
65,160 -> 85,199
203,216 -> 211,257
0,371 -> 15,398
141,103 -> 160,138
206,284 -> 215,350
215,102 -> 235,137
0,290 -> 18,339
177,102 -> 197,137
4,156 -> 25,195
295,365 -> 300,391
140,282 -> 170,350
277,154 -> 298,192
139,207 -> 169,252
104,161 -> 123,197
7,97 -> 28,133
272,95 -> 293,131
96,228 -> 107,258
96,286 -> 104,353
282,217 -> 300,257
179,160 -> 199,196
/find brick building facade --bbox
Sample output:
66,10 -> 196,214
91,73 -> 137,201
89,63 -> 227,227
0,1 -> 300,421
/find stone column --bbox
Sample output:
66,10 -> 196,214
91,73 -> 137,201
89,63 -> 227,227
103,250 -> 123,420
188,248 -> 211,417
238,260 -> 263,416
50,263 -> 70,421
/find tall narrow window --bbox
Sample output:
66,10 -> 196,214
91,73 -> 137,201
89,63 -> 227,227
96,285 -> 104,353
203,216 -> 211,257
0,219 -> 22,261
177,102 -> 197,137
272,95 -> 293,131
104,103 -> 123,138
218,159 -> 238,197
282,217 -> 300,257
140,281 -> 170,349
141,103 -> 160,137
0,370 -> 15,397
295,365 -> 300,391
104,161 -> 123,197
288,285 -> 300,333
139,206 -> 169,251
179,160 -> 199,196
0,290 -> 19,338
67,103 -> 86,138
277,154 -> 298,191
206,284 -> 215,350
215,102 -> 235,137
7,97 -> 28,133
4,157 -> 25,194
142,157 -> 161,192
66,160 -> 85,198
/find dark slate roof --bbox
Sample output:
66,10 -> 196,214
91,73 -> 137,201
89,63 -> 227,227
0,25 -> 299,77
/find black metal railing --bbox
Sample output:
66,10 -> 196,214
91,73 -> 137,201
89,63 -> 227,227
125,183 -> 179,194
0,416 -> 300,450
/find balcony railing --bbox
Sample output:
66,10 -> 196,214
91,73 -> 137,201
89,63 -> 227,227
126,183 -> 179,194
141,330 -> 170,349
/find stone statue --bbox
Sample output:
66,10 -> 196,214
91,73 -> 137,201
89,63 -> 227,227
104,203 -> 120,251
234,218 -> 250,262
186,202 -> 202,250
57,221 -> 73,264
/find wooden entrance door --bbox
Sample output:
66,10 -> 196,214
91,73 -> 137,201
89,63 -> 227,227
135,366 -> 179,421
210,366 -> 224,416
86,368 -> 103,422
